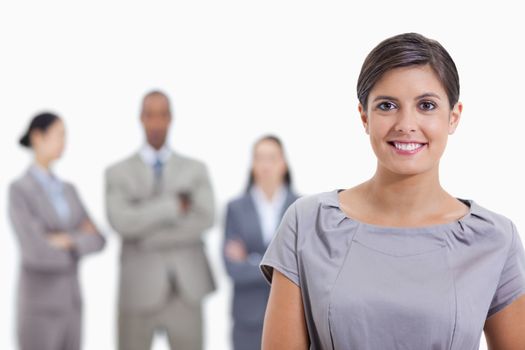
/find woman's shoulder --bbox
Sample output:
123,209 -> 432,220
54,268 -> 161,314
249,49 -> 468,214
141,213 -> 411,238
228,187 -> 301,208
226,192 -> 251,211
464,200 -> 519,247
61,180 -> 78,194
287,190 -> 341,218
9,169 -> 76,194
9,170 -> 33,194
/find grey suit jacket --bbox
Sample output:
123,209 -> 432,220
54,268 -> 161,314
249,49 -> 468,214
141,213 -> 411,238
8,169 -> 106,313
223,188 -> 298,326
106,151 -> 216,313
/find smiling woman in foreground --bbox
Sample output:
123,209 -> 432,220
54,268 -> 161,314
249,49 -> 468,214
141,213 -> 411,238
259,33 -> 525,349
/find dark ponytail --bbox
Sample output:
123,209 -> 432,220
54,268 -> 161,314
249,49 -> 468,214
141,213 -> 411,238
19,112 -> 60,148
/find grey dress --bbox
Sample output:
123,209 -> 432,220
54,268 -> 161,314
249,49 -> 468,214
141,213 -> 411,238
260,189 -> 525,350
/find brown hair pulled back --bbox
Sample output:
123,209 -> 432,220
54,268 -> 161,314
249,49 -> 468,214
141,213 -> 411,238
357,33 -> 460,110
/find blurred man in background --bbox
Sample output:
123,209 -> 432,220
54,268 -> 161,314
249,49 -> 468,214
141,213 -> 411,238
105,90 -> 216,350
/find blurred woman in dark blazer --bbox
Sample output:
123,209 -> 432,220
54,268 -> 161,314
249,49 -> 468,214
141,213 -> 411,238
8,112 -> 105,350
223,135 -> 299,350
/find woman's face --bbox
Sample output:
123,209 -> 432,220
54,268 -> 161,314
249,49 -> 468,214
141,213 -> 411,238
359,64 -> 462,176
252,139 -> 287,187
31,119 -> 66,162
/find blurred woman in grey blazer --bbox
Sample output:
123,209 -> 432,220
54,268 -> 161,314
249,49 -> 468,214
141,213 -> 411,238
8,112 -> 106,350
223,135 -> 299,350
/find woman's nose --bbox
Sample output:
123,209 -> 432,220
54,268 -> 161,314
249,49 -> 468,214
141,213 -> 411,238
394,109 -> 418,133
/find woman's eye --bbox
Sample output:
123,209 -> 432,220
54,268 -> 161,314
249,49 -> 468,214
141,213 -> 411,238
377,102 -> 396,111
419,101 -> 436,111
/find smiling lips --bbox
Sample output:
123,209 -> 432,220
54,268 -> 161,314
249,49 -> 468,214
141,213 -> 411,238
388,141 -> 428,155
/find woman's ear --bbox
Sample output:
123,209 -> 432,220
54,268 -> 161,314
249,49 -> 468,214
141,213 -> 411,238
358,104 -> 369,134
29,130 -> 43,148
448,102 -> 463,135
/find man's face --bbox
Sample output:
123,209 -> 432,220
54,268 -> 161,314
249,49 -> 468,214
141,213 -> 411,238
140,94 -> 172,150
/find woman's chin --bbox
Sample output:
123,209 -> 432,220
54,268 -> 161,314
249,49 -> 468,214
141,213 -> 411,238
382,163 -> 435,177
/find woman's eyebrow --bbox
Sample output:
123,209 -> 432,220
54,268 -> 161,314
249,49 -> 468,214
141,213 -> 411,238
415,93 -> 441,100
372,95 -> 399,102
371,93 -> 441,102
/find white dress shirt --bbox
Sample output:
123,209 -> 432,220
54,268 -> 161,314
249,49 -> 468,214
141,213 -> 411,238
139,143 -> 172,168
250,184 -> 288,245
30,164 -> 71,224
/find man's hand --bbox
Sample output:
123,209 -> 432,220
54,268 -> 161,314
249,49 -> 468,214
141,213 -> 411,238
48,232 -> 74,251
80,219 -> 97,235
225,239 -> 248,262
178,192 -> 192,214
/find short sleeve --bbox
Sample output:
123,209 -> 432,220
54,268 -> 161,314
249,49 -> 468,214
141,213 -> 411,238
260,202 -> 300,286
487,221 -> 525,317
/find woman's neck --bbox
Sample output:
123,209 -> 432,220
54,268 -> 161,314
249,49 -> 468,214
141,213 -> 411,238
34,155 -> 52,171
255,181 -> 284,201
363,165 -> 449,219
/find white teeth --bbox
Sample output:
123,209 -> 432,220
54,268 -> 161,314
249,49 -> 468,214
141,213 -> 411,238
393,142 -> 424,151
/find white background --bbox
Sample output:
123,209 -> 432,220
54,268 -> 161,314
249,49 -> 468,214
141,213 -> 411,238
1,1 -> 524,349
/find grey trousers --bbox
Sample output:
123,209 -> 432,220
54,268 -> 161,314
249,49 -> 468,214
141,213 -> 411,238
118,294 -> 203,350
18,306 -> 81,350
